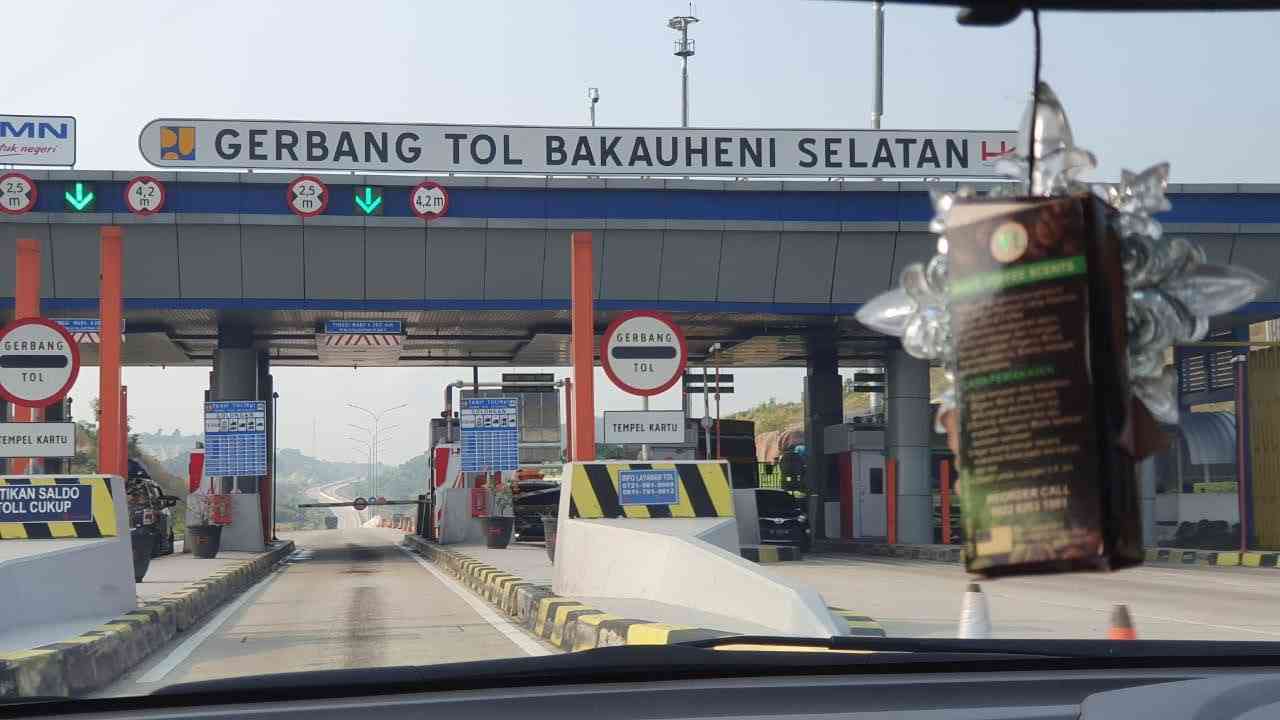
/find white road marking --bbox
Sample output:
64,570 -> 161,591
397,545 -> 551,657
136,566 -> 283,684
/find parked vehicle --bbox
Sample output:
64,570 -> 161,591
512,480 -> 560,542
755,488 -> 810,552
127,458 -> 180,557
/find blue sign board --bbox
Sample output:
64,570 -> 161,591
204,401 -> 268,476
53,318 -> 100,333
323,320 -> 402,334
618,469 -> 681,506
460,397 -> 519,472
0,483 -> 93,523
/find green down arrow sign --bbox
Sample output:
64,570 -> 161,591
354,186 -> 384,216
64,182 -> 97,212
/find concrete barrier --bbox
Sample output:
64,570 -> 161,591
820,541 -> 1280,571
402,535 -> 883,647
0,540 -> 295,698
553,461 -> 843,638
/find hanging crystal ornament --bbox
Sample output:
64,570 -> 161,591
856,81 -> 1267,426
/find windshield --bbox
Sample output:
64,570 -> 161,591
2,0 -> 1279,704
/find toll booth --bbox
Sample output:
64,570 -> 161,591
429,374 -> 563,544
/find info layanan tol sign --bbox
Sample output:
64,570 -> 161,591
139,119 -> 1016,178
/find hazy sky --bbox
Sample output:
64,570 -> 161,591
13,1 -> 1280,462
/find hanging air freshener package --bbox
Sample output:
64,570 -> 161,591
856,82 -> 1266,577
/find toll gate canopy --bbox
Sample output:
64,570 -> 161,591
0,171 -> 1277,367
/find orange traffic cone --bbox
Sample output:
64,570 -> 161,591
1107,604 -> 1137,640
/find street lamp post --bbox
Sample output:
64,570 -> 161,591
346,403 -> 408,498
668,13 -> 699,127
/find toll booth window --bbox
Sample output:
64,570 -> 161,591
869,468 -> 884,494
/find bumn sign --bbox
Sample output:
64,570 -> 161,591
287,175 -> 328,217
139,119 -> 1017,178
0,318 -> 80,408
0,114 -> 76,166
0,172 -> 37,215
601,311 -> 687,396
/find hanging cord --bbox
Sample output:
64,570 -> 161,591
1027,8 -> 1042,191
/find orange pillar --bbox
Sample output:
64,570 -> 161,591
569,232 -> 595,461
886,458 -> 898,545
99,227 -> 124,477
12,238 -> 42,474
562,377 -> 573,462
940,458 -> 952,545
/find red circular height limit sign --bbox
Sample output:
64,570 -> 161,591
287,176 -> 329,218
410,180 -> 449,220
124,176 -> 166,215
0,317 -> 81,408
601,311 -> 688,396
0,172 -> 37,216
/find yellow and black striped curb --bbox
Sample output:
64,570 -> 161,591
1145,548 -> 1280,567
829,609 -> 886,637
401,535 -> 885,644
402,534 -> 736,650
567,462 -> 734,519
0,540 -> 295,699
740,545 -> 803,563
0,476 -> 119,539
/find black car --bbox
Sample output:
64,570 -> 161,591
756,488 -> 810,552
128,458 -> 180,557
512,480 -> 560,542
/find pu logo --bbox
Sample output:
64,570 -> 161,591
981,140 -> 1014,164
160,126 -> 196,161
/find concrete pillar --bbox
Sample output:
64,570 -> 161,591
886,349 -> 931,545
1139,457 -> 1156,548
208,325 -> 264,552
258,354 -> 274,543
803,328 -> 843,539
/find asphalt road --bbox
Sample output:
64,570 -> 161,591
772,553 -> 1280,641
99,528 -> 549,697
306,481 -> 366,529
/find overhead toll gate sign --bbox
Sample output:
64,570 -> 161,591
316,320 -> 403,365
139,119 -> 1017,178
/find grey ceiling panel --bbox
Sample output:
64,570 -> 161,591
50,224 -> 101,298
718,231 -> 780,303
775,232 -> 837,304
243,226 -> 303,299
179,225 -> 242,299
122,224 -> 180,299
365,228 -> 426,300
305,226 -> 364,300
660,230 -> 721,301
542,230 -> 602,300
601,230 -> 662,301
486,229 -> 545,300
1229,234 -> 1280,301
889,232 -> 937,286
427,228 -> 486,299
832,231 -> 896,302
0,224 -> 54,298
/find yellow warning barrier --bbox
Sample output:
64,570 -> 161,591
567,461 -> 734,519
0,476 -> 118,539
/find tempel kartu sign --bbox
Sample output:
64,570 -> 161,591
139,120 -> 1016,178
203,401 -> 268,476
459,397 -> 520,472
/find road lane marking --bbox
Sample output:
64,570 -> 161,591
136,564 -> 284,684
396,545 -> 550,657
